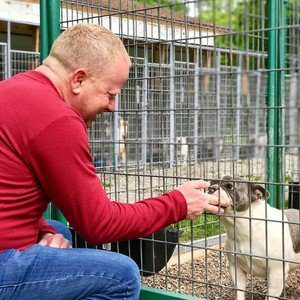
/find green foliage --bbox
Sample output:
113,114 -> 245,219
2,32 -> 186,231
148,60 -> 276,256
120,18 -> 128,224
200,0 -> 267,51
284,172 -> 292,184
176,214 -> 225,242
137,0 -> 269,52
251,174 -> 263,182
136,0 -> 298,53
102,182 -> 111,189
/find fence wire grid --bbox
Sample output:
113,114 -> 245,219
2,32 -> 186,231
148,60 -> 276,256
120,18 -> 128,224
0,42 -> 40,81
59,1 -> 300,299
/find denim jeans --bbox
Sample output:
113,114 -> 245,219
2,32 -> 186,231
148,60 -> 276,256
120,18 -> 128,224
0,220 -> 141,300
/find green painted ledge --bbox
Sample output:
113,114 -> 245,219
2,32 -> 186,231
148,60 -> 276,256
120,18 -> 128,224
140,285 -> 207,300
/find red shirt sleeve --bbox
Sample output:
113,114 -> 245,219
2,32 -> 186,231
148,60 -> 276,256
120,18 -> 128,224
37,217 -> 56,241
23,116 -> 187,245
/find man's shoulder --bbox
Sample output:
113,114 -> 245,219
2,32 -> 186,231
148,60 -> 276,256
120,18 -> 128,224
0,71 -> 85,148
1,71 -> 81,121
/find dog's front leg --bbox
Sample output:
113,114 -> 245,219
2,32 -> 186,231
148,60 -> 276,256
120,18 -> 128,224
265,267 -> 287,300
229,263 -> 247,300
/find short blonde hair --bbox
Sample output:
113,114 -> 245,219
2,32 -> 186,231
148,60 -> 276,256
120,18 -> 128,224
44,23 -> 130,76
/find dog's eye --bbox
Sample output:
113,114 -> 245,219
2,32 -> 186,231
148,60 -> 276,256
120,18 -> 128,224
226,183 -> 233,190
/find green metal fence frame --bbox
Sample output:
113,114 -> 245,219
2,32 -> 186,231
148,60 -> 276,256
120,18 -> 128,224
266,0 -> 287,209
40,0 -> 66,224
40,0 -> 287,298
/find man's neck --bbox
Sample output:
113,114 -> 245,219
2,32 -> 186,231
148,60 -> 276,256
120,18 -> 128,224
35,63 -> 68,101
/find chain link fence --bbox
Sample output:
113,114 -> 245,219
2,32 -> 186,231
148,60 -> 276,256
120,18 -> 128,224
45,0 -> 300,298
0,44 -> 40,80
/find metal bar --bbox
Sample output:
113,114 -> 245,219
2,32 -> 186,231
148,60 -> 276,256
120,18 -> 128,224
266,0 -> 279,207
7,21 -> 11,78
40,0 -> 51,219
48,0 -> 61,46
216,51 -> 221,162
277,0 -> 287,208
40,0 -> 66,224
254,70 -> 262,156
289,73 -> 297,147
142,47 -> 148,167
266,0 -> 286,209
193,48 -> 199,162
40,0 -> 61,62
140,285 -> 203,300
235,54 -> 242,160
169,43 -> 175,168
40,0 -> 49,62
113,102 -> 119,170
11,50 -> 40,55
3,43 -> 8,80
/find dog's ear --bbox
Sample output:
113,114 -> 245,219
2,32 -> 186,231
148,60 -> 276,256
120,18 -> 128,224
251,184 -> 270,201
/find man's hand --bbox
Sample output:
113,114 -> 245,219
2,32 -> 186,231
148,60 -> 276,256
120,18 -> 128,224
38,233 -> 72,248
175,180 -> 231,221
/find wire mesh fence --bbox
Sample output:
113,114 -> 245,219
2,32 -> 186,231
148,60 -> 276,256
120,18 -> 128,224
10,50 -> 40,77
0,46 -> 40,80
0,43 -> 7,81
58,0 -> 300,299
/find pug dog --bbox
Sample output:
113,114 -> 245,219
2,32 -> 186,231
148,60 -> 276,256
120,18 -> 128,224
208,175 -> 300,300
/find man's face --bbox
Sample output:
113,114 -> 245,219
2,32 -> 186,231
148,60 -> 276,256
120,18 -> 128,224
69,55 -> 130,128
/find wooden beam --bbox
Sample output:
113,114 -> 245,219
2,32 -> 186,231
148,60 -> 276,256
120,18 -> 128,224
33,26 -> 39,52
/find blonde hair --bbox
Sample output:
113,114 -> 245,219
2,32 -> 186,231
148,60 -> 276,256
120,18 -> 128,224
44,23 -> 130,76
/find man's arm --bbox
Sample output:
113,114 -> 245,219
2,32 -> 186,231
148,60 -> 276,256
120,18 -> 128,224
24,115 -> 228,245
23,116 -> 187,245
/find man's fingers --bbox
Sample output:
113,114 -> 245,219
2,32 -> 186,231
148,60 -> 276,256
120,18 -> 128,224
49,234 -> 64,248
212,190 -> 231,207
205,194 -> 220,206
191,180 -> 210,190
38,239 -> 48,246
205,203 -> 224,215
38,233 -> 71,248
49,234 -> 71,248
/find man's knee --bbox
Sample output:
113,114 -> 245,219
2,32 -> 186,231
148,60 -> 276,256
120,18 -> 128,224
119,255 -> 141,298
115,252 -> 140,281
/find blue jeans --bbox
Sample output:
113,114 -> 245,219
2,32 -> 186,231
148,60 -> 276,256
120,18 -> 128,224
0,220 -> 141,300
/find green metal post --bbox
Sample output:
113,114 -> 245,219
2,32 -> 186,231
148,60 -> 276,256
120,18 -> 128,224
267,0 -> 278,207
40,0 -> 49,62
40,0 -> 66,224
278,0 -> 287,208
48,0 -> 61,49
40,0 -> 61,62
266,0 -> 286,209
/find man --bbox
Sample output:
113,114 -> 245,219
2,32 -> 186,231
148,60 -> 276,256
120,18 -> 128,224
0,24 -> 229,299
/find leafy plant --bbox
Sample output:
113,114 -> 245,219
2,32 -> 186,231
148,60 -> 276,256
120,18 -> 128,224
172,214 -> 225,242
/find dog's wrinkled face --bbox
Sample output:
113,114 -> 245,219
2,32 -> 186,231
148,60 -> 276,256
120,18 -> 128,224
208,175 -> 269,212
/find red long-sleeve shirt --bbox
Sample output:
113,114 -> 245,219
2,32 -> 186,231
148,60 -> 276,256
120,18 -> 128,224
0,70 -> 187,251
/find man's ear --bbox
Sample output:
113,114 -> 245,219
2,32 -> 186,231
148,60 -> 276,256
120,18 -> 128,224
251,184 -> 270,201
70,68 -> 88,95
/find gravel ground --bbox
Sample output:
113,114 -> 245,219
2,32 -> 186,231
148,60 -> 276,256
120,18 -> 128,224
100,155 -> 300,299
142,248 -> 300,299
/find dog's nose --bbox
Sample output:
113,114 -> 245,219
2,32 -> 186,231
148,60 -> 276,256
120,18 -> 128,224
207,186 -> 218,194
